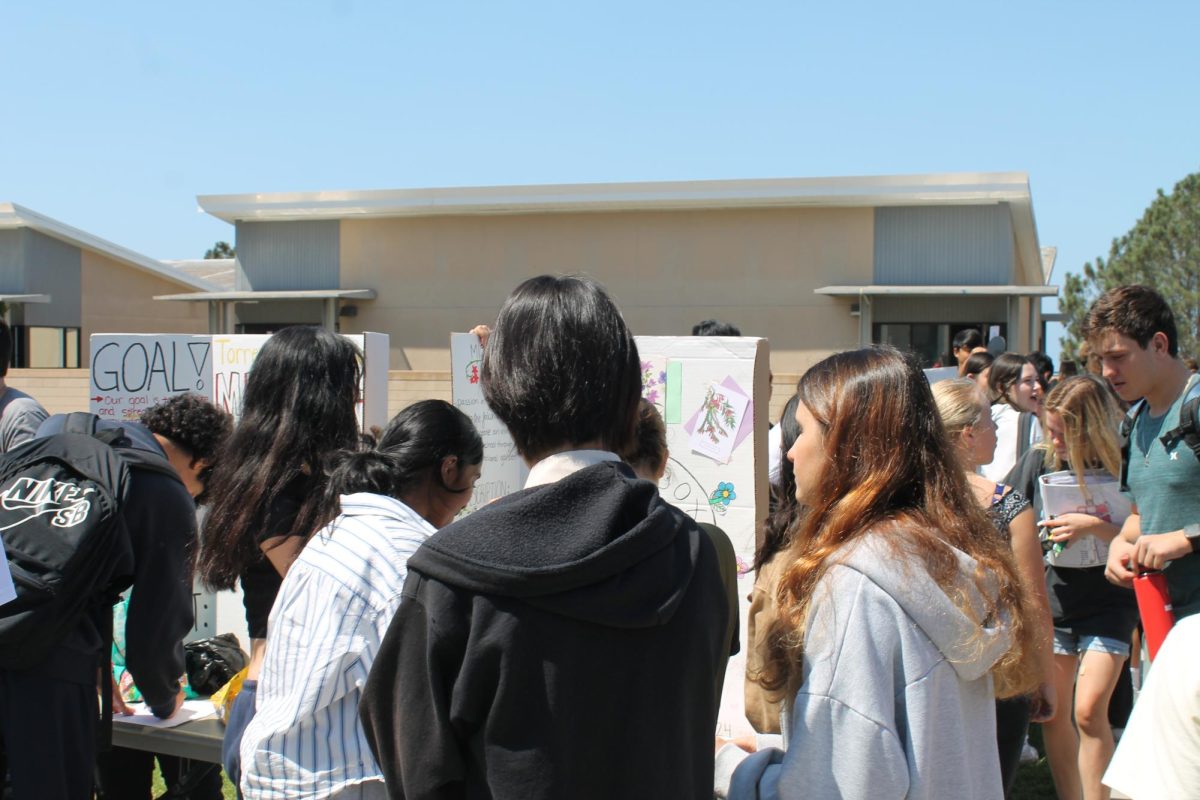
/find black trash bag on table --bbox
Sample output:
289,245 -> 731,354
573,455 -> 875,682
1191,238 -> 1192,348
184,633 -> 249,696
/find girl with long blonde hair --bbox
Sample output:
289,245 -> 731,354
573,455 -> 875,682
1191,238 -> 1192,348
718,346 -> 1039,800
1004,375 -> 1137,800
934,378 -> 1057,796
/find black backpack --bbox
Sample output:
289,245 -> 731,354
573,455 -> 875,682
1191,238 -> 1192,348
0,412 -> 176,671
1119,376 -> 1200,492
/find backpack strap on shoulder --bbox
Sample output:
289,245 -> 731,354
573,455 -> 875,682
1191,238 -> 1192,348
62,411 -> 131,449
62,412 -> 101,436
1159,375 -> 1200,459
1119,399 -> 1146,494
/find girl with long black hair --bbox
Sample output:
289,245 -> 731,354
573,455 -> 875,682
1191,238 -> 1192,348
983,352 -> 1043,482
197,325 -> 362,791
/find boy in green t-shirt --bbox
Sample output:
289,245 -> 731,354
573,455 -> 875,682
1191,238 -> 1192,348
1090,286 -> 1200,618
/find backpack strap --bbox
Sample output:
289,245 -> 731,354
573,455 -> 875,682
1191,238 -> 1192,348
62,411 -> 101,437
63,413 -> 182,484
1119,399 -> 1146,494
116,446 -> 181,483
1158,376 -> 1200,459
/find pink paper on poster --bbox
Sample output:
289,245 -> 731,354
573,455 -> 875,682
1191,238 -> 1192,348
683,376 -> 755,456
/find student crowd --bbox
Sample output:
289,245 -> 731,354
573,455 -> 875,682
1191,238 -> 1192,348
0,279 -> 1198,800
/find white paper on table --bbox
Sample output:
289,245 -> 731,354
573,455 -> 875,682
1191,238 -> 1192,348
688,381 -> 751,463
0,533 -> 16,606
112,699 -> 217,729
1038,470 -> 1131,568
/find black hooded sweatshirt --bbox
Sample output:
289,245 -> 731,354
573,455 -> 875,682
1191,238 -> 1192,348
25,417 -> 194,717
360,460 -> 729,800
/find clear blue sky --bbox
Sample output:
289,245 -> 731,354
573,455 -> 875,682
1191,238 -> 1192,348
3,1 -> 1197,360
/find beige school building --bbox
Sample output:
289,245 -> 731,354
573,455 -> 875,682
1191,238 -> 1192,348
3,173 -> 1057,420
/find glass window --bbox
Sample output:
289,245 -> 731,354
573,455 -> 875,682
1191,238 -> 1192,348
12,326 -> 82,369
875,322 -> 1005,369
65,328 -> 80,368
27,327 -> 65,368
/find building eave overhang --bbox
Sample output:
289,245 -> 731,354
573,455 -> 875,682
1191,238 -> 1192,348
0,203 -> 213,292
815,285 -> 1060,298
199,172 -> 1045,296
154,289 -> 377,302
198,172 -> 1034,222
0,294 -> 52,304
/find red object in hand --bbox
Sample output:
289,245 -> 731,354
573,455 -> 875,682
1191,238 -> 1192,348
1134,568 -> 1175,660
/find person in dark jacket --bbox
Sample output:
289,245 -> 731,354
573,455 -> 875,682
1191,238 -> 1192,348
360,275 -> 730,800
98,394 -> 233,800
0,394 -> 229,800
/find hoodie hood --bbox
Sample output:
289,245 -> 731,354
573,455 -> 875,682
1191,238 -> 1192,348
838,532 -> 1012,682
407,460 -> 701,629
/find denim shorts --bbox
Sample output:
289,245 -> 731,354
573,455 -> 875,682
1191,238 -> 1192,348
1052,629 -> 1130,658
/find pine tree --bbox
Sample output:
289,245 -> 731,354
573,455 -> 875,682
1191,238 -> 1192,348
1061,172 -> 1200,360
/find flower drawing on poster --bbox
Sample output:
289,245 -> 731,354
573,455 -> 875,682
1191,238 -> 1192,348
689,382 -> 750,463
705,481 -> 736,515
641,359 -> 667,408
705,482 -> 734,506
465,359 -> 481,385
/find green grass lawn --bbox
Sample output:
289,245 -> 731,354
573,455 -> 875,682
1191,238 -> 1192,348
150,767 -> 236,799
1009,725 -> 1058,800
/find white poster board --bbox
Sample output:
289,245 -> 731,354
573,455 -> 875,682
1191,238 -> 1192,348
923,366 -> 960,385
449,334 -> 528,513
89,335 -> 213,423
209,333 -> 390,431
1038,470 -> 1131,568
450,332 -> 768,737
638,336 -> 768,738
89,332 -> 390,645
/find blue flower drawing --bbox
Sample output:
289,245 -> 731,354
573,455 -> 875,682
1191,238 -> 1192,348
710,482 -> 736,507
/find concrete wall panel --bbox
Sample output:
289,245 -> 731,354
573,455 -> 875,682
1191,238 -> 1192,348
338,206 -> 873,374
80,251 -> 207,360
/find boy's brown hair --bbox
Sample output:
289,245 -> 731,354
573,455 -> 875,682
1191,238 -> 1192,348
1083,285 -> 1178,357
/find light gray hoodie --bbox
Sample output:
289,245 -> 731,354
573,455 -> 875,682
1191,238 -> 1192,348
717,531 -> 1012,800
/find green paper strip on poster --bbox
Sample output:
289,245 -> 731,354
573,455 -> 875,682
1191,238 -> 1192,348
665,362 -> 683,423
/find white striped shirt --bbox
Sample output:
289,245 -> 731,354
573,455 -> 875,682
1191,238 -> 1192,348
239,493 -> 434,799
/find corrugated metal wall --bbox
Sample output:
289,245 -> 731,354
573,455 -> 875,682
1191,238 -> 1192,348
0,230 -> 25,292
23,229 -> 81,327
874,205 -> 1013,285
234,220 -> 340,290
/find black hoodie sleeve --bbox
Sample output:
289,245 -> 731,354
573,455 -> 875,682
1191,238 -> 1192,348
122,470 -> 195,717
361,572 -> 469,800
